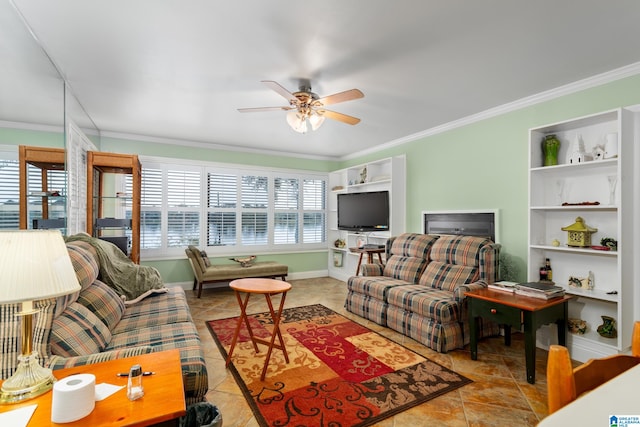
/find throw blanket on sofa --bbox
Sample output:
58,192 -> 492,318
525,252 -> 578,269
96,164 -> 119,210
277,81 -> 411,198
66,234 -> 167,303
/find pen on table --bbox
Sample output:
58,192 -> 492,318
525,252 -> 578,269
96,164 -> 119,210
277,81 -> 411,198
116,371 -> 155,377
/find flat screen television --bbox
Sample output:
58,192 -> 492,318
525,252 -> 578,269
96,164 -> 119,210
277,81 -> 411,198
337,191 -> 389,232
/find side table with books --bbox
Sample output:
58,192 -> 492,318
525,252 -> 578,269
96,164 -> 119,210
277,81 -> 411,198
465,286 -> 572,384
488,281 -> 566,299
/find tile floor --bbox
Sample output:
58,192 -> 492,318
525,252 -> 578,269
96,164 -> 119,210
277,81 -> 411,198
186,277 -> 555,427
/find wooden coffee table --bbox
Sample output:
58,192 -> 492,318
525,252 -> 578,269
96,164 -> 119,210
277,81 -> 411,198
0,349 -> 185,426
466,288 -> 572,384
226,278 -> 292,380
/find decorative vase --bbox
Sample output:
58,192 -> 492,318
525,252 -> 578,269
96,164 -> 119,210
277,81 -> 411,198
596,315 -> 617,338
542,134 -> 561,166
568,318 -> 587,335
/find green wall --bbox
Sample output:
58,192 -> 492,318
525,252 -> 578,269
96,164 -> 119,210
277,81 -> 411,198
341,74 -> 640,281
0,127 -> 64,148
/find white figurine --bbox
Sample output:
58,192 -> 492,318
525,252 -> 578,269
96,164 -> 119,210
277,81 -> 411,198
568,134 -> 593,164
592,144 -> 605,161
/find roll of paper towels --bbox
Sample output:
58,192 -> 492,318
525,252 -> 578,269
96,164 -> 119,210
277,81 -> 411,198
51,373 -> 96,423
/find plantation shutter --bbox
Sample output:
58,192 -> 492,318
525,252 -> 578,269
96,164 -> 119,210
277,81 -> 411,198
274,177 -> 299,244
241,175 -> 268,245
302,179 -> 326,243
207,173 -> 237,246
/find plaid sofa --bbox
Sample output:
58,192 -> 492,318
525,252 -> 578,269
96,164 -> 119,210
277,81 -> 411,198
345,233 -> 501,353
0,240 -> 208,405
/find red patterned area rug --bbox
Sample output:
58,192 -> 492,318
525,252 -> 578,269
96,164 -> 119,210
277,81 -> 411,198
206,304 -> 471,427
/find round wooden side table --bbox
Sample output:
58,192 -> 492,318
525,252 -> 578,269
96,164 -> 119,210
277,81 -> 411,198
225,278 -> 292,380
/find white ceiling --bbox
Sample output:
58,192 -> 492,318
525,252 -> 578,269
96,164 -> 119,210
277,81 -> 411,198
6,1 -> 640,160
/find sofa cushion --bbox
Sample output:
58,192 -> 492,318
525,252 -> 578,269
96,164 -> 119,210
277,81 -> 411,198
50,303 -> 111,357
387,285 -> 461,324
77,279 -> 125,331
347,276 -> 410,301
52,242 -> 100,317
389,233 -> 438,258
383,256 -> 427,283
419,261 -> 478,291
382,233 -> 437,283
429,235 -> 493,267
66,241 -> 100,290
113,287 -> 193,334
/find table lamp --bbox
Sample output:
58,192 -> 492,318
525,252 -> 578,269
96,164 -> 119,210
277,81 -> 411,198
0,230 -> 80,404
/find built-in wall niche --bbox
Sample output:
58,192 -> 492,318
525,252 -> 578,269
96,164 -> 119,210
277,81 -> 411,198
422,210 -> 500,243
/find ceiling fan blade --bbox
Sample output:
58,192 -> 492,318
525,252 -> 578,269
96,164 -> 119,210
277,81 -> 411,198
261,80 -> 297,103
318,109 -> 361,125
237,106 -> 293,113
315,89 -> 364,106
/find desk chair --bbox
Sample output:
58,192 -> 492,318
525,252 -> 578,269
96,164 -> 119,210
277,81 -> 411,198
547,320 -> 640,414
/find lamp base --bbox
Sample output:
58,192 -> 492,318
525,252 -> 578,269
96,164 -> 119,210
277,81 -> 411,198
0,351 -> 55,404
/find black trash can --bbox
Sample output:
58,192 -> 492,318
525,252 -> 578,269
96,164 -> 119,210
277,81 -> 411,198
179,402 -> 223,427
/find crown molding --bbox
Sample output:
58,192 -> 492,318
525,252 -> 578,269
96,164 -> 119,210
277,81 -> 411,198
0,119 -> 64,133
99,130 -> 337,162
341,61 -> 640,161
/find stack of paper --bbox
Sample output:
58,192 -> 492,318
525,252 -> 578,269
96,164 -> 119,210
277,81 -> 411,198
487,281 -> 518,293
515,282 -> 565,300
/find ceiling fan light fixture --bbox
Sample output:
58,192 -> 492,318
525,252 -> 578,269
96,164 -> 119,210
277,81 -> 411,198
309,112 -> 325,131
241,80 -> 363,132
286,110 -> 307,133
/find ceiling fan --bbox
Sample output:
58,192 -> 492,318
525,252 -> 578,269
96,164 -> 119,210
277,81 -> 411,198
238,80 -> 364,133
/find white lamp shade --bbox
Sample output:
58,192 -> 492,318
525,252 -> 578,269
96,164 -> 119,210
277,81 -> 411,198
0,230 -> 80,304
309,113 -> 325,131
286,110 -> 307,133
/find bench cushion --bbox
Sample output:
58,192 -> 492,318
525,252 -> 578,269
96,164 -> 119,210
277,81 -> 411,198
201,261 -> 287,281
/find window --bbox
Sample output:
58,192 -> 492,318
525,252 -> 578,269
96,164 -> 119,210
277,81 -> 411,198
0,151 -> 19,229
139,157 -> 327,258
167,169 -> 200,247
139,168 -> 162,249
241,175 -> 268,245
274,178 -> 299,245
0,147 -> 67,230
207,173 -> 236,246
302,179 -> 326,243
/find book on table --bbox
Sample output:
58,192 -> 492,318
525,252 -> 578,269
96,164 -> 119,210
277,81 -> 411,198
515,282 -> 565,299
488,281 -> 518,293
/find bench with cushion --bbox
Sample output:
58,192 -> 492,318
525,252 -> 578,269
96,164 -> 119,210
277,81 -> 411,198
185,246 -> 288,298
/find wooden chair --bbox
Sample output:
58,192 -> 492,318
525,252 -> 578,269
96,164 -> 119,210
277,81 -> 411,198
546,320 -> 640,414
